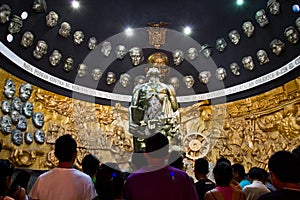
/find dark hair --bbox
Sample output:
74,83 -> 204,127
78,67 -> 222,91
145,133 -> 169,158
248,167 -> 264,181
232,163 -> 246,179
268,150 -> 300,183
216,157 -> 231,166
0,159 -> 14,196
169,150 -> 184,169
54,134 -> 77,162
195,157 -> 209,175
292,145 -> 300,161
8,169 -> 32,196
213,162 -> 233,186
82,154 -> 99,178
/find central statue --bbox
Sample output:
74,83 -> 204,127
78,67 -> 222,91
129,52 -> 180,141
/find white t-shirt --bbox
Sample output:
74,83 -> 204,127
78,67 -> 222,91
29,168 -> 98,200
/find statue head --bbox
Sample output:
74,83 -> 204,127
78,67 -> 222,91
147,52 -> 169,81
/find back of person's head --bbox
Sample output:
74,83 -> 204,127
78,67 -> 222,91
195,157 -> 209,175
216,157 -> 231,166
145,132 -> 169,158
130,151 -> 147,170
82,154 -> 99,177
54,134 -> 77,162
213,161 -> 233,186
169,150 -> 184,170
232,163 -> 246,180
8,169 -> 32,196
268,150 -> 300,183
248,167 -> 264,181
0,159 -> 14,196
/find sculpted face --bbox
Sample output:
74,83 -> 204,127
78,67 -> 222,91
101,41 -> 112,57
11,129 -> 23,146
32,112 -> 44,128
12,97 -> 22,111
19,83 -> 33,102
199,71 -> 211,84
228,30 -> 240,45
77,64 -> 88,77
184,75 -> 195,89
0,4 -> 11,24
33,40 -> 48,59
59,22 -> 71,38
255,9 -> 269,27
46,11 -> 59,27
8,15 -> 23,34
267,0 -> 280,15
22,102 -> 34,117
230,62 -> 241,76
17,115 -> 27,131
120,73 -> 131,88
216,38 -> 227,52
134,75 -> 146,86
64,57 -> 74,72
20,31 -> 34,48
0,115 -> 12,134
88,37 -> 97,50
25,132 -> 33,144
172,50 -> 184,66
284,26 -> 299,44
256,49 -> 270,65
3,79 -> 16,99
10,110 -> 20,124
270,39 -> 285,55
49,50 -> 62,66
115,45 -> 127,59
242,56 -> 255,70
91,68 -> 102,81
168,77 -> 180,91
1,100 -> 11,114
242,21 -> 255,37
34,129 -> 45,144
129,47 -> 144,66
215,67 -> 227,81
73,30 -> 84,45
187,47 -> 198,60
106,72 -> 116,85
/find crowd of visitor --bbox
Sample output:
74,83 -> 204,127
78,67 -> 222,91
0,133 -> 299,200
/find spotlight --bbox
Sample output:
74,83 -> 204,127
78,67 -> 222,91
292,4 -> 300,13
6,34 -> 13,42
125,27 -> 133,36
21,11 -> 28,20
236,0 -> 244,6
72,0 -> 80,9
183,26 -> 192,35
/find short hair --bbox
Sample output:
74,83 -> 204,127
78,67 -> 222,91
82,154 -> 99,177
248,167 -> 264,181
55,134 -> 77,162
145,132 -> 169,158
169,150 -> 184,169
0,159 -> 14,196
216,157 -> 231,166
268,150 -> 300,183
232,163 -> 246,178
213,161 -> 233,186
195,157 -> 209,175
131,151 -> 147,169
292,145 -> 300,161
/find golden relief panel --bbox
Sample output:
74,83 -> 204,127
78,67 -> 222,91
0,68 -> 300,173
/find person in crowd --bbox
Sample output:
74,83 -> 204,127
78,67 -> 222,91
168,150 -> 185,170
8,169 -> 32,200
29,134 -> 98,200
129,151 -> 147,172
258,151 -> 300,200
82,154 -> 100,185
243,167 -> 270,200
194,157 -> 216,200
204,161 -> 246,200
0,159 -> 15,200
261,169 -> 276,192
232,163 -> 250,189
95,162 -> 124,200
124,132 -> 198,200
292,145 -> 300,162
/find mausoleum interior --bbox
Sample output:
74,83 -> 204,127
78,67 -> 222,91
0,0 -> 300,178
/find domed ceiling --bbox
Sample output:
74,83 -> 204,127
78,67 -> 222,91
0,0 -> 299,107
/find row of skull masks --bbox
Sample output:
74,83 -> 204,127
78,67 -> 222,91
0,79 -> 45,146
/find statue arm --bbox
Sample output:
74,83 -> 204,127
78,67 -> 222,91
168,87 -> 178,111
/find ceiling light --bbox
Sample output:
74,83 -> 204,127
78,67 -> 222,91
236,0 -> 244,6
183,26 -> 192,35
292,4 -> 300,13
125,27 -> 133,36
72,0 -> 80,9
21,11 -> 28,20
7,34 -> 13,42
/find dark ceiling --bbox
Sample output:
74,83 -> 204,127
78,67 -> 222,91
0,0 -> 300,107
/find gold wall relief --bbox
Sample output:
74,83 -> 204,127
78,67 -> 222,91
1,68 -> 300,174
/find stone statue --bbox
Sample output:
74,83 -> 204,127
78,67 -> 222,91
129,66 -> 180,138
3,79 -> 16,99
0,4 -> 11,24
49,50 -> 62,66
129,47 -> 144,66
46,11 -> 59,27
33,40 -> 48,59
88,37 -> 97,50
20,31 -> 34,48
19,83 -> 33,102
73,30 -> 84,45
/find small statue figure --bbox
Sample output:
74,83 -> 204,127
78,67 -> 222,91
22,102 -> 34,118
8,15 -> 23,34
46,11 -> 59,27
32,112 -> 44,128
106,72 -> 116,85
11,129 -> 23,146
228,30 -> 240,45
215,67 -> 227,81
33,40 -> 48,59
256,49 -> 270,65
88,37 -> 97,50
187,47 -> 198,60
120,73 -> 131,88
3,79 -> 16,99
77,63 -> 88,77
270,39 -> 285,55
32,0 -> 47,13
63,57 -> 74,72
58,22 -> 71,38
17,115 -> 27,131
73,30 -> 84,45
101,41 -> 112,57
34,129 -> 45,144
255,9 -> 269,27
199,71 -> 211,84
1,100 -> 11,114
0,4 -> 11,24
183,75 -> 195,88
242,21 -> 255,37
172,50 -> 184,66
230,62 -> 241,76
284,26 -> 299,44
49,50 -> 62,66
20,31 -> 34,48
267,0 -> 280,15
11,97 -> 22,111
10,110 -> 20,124
216,38 -> 227,52
91,68 -> 102,81
19,83 -> 33,102
0,115 -> 12,135
242,56 -> 255,71
115,45 -> 127,59
129,47 -> 144,66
